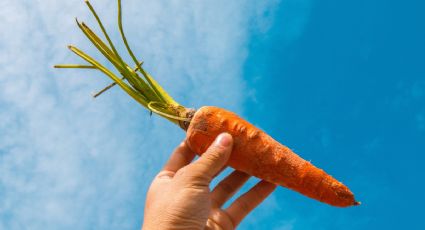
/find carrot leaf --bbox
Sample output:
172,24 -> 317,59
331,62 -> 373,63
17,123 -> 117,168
55,0 -> 191,126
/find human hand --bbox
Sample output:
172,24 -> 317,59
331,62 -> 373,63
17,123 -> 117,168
142,133 -> 277,230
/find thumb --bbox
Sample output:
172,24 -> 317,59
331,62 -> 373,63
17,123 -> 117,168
188,133 -> 233,183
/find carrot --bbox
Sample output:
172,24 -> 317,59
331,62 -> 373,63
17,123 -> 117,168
55,0 -> 359,207
186,106 -> 359,207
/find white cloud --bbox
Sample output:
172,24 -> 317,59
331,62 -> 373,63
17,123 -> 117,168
0,0 -> 279,229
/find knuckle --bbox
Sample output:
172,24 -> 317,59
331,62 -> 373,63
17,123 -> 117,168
183,170 -> 211,187
178,141 -> 186,148
184,179 -> 210,190
182,184 -> 209,196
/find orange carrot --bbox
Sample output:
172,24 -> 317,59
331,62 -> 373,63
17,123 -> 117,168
56,0 -> 359,208
186,106 -> 359,207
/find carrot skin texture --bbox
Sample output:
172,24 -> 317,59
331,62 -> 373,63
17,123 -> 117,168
186,106 -> 357,207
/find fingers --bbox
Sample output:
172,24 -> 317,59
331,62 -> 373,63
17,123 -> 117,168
162,141 -> 196,174
212,165 -> 227,179
187,133 -> 233,183
211,170 -> 250,208
226,180 -> 276,227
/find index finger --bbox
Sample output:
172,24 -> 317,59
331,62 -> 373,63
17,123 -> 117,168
162,140 -> 196,173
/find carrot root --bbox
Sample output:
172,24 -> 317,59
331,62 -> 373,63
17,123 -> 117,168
186,106 -> 359,207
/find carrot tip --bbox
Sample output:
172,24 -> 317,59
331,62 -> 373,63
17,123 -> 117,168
353,201 -> 361,206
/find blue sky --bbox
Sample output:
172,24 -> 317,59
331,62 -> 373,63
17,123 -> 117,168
0,0 -> 424,229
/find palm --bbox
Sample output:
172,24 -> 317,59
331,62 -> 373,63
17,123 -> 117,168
143,137 -> 276,230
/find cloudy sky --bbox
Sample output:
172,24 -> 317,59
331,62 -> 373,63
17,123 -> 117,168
1,0 -> 424,229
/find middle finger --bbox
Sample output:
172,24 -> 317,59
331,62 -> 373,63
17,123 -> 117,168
211,170 -> 250,208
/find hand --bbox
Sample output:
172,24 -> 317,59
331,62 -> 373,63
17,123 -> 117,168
142,133 -> 276,230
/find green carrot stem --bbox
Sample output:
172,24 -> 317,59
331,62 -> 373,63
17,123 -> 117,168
55,0 -> 192,126
117,0 -> 177,105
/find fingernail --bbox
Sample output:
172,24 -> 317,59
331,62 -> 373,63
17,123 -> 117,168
215,133 -> 232,147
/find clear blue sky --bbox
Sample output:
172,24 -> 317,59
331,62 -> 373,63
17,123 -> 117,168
0,0 -> 424,229
242,0 -> 425,229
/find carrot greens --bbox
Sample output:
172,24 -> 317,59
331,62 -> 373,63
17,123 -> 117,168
55,0 -> 192,127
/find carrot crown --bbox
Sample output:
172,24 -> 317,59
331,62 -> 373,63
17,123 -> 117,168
55,0 -> 194,129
